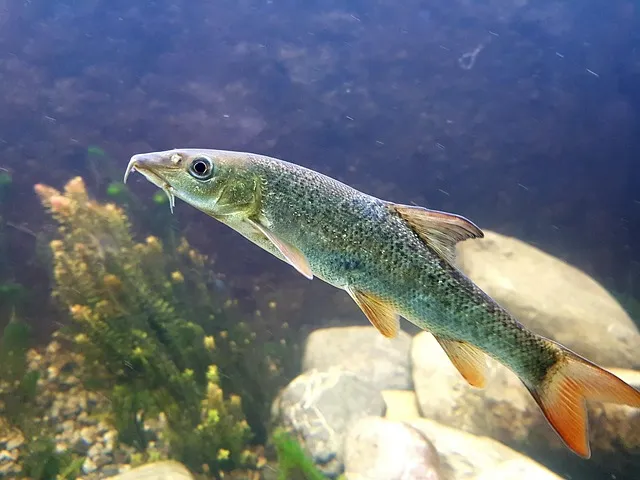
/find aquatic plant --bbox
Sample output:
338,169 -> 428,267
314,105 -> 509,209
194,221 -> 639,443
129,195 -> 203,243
0,171 -> 27,318
0,316 -> 38,429
34,176 -> 296,475
0,170 -> 12,201
271,428 -> 328,480
0,317 -> 84,480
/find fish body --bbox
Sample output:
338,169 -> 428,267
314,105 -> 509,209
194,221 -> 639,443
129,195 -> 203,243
125,148 -> 640,458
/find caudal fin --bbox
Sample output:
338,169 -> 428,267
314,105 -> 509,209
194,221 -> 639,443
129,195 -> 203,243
528,346 -> 640,458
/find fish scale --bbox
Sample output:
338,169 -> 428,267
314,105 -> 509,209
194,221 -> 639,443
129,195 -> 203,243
253,155 -> 554,379
125,148 -> 640,459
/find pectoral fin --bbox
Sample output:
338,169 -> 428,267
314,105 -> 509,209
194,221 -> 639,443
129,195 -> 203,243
435,337 -> 487,388
346,287 -> 400,338
247,218 -> 313,280
388,204 -> 483,265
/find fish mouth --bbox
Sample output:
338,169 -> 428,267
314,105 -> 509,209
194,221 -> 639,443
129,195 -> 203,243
124,154 -> 176,213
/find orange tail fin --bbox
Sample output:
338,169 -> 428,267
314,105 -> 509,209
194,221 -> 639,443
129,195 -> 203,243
528,347 -> 640,458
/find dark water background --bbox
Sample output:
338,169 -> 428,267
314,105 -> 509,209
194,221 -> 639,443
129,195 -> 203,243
3,0 -> 639,339
0,0 -> 639,361
0,1 -> 639,479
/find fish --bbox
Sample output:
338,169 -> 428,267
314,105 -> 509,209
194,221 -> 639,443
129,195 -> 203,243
124,148 -> 640,458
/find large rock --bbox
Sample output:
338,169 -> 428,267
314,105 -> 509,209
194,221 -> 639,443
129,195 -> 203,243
271,367 -> 386,478
456,230 -> 640,369
344,416 -> 441,480
107,461 -> 194,480
302,326 -> 413,391
407,418 -> 564,480
411,332 -> 640,471
381,390 -> 421,420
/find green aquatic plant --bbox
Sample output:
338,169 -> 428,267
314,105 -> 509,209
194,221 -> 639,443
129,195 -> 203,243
106,181 -> 127,198
0,317 -> 84,480
35,176 -> 296,475
20,438 -> 84,480
0,281 -> 27,311
271,428 -> 327,480
87,145 -> 107,157
0,172 -> 26,318
0,316 -> 38,427
153,189 -> 169,205
0,171 -> 12,201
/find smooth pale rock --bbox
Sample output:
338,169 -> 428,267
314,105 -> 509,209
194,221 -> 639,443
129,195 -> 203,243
106,461 -> 194,480
411,332 -> 640,461
456,230 -> 640,368
344,416 -> 441,480
381,390 -> 421,420
471,458 -> 563,480
302,326 -> 413,391
407,418 -> 564,480
271,367 -> 386,478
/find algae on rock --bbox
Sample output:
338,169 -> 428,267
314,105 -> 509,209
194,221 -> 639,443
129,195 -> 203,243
271,428 -> 328,480
34,176 -> 295,476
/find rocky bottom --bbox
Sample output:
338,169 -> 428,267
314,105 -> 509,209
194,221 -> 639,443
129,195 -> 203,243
0,340 -> 172,479
2,326 -> 640,480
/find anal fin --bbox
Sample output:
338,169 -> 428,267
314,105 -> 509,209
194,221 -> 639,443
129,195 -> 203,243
435,337 -> 487,388
247,218 -> 313,280
346,287 -> 400,338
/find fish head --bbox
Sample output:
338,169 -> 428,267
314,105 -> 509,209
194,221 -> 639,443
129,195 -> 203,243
124,148 -> 262,218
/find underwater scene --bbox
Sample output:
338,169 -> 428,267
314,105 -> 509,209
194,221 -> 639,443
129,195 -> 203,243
1,0 -> 639,479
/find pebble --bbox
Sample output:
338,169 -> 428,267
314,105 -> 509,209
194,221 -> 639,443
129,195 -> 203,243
0,450 -> 17,462
82,457 -> 98,474
0,341 -> 169,479
80,426 -> 98,444
101,464 -> 121,476
87,442 -> 103,459
5,433 -> 24,451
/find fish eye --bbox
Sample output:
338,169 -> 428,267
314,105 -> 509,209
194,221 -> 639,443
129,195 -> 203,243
189,156 -> 214,180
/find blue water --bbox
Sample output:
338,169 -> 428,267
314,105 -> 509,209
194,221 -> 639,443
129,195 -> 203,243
0,1 -> 638,479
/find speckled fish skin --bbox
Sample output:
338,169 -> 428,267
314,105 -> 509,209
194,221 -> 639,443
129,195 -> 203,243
252,155 -> 557,379
124,148 -> 640,459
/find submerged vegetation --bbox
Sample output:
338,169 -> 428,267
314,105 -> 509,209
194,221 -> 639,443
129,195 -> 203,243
0,170 -> 28,318
271,428 -> 328,480
0,317 -> 85,480
27,176 -> 298,476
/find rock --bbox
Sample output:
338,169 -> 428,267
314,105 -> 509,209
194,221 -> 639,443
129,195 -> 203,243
97,421 -> 111,435
80,425 -> 97,444
101,464 -> 122,476
82,457 -> 98,474
272,367 -> 386,478
411,332 -> 640,474
381,390 -> 421,420
77,410 -> 98,426
408,418 -> 564,480
106,461 -> 194,479
456,230 -> 640,368
4,432 -> 24,451
72,433 -> 92,455
60,419 -> 75,433
471,459 -> 567,480
87,442 -> 104,460
302,326 -> 413,391
344,416 -> 441,480
0,450 -> 17,463
94,453 -> 112,468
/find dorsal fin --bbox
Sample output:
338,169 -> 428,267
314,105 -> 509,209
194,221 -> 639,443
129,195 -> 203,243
388,203 -> 483,264
346,287 -> 400,338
